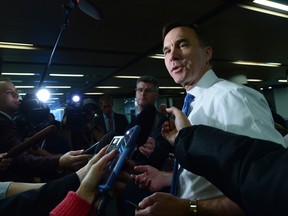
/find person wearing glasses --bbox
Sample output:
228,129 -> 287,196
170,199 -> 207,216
118,76 -> 173,216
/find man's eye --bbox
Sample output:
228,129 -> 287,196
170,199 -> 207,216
179,43 -> 188,48
163,49 -> 170,55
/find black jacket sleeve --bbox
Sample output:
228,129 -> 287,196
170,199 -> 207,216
174,125 -> 288,216
0,173 -> 80,216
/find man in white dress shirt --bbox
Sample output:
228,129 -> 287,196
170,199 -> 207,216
134,22 -> 285,216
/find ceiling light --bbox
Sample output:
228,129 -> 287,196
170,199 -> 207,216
253,0 -> 288,12
94,86 -> 120,89
239,4 -> 288,18
268,86 -> 272,89
159,86 -> 183,89
45,86 -> 71,88
50,93 -> 64,95
278,79 -> 287,82
72,95 -> 81,103
0,42 -> 39,50
148,54 -> 165,59
85,92 -> 104,95
10,80 -> 23,83
114,76 -> 140,79
36,89 -> 50,102
232,60 -> 281,67
247,79 -> 263,82
49,74 -> 84,77
1,72 -> 35,76
15,86 -> 34,88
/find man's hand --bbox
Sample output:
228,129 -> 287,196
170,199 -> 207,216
109,159 -> 134,196
139,137 -> 156,158
59,150 -> 92,171
162,107 -> 191,146
132,165 -> 172,192
135,192 -> 190,216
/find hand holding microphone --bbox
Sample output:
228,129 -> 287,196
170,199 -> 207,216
5,125 -> 57,158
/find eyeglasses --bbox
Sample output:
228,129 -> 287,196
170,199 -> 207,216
135,88 -> 158,94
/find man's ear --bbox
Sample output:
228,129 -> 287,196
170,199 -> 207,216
205,46 -> 213,62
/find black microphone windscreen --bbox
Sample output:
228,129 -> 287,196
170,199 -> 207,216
6,125 -> 57,158
129,105 -> 157,147
78,0 -> 103,20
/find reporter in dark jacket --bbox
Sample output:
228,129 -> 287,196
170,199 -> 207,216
160,107 -> 288,216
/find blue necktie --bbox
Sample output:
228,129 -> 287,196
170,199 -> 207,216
181,93 -> 194,116
170,93 -> 194,195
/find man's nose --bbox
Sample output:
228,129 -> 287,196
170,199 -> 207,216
170,47 -> 181,61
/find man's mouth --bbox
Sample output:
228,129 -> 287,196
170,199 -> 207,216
172,65 -> 183,73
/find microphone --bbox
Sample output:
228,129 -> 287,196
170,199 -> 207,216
129,105 -> 157,147
77,0 -> 103,20
82,131 -> 116,154
6,125 -> 57,158
62,0 -> 102,20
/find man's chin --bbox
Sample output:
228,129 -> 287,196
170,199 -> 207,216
172,77 -> 184,86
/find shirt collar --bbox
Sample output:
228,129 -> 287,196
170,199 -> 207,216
104,112 -> 114,119
0,111 -> 13,121
188,69 -> 219,98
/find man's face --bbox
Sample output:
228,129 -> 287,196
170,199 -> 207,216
0,81 -> 20,115
163,27 -> 212,89
135,81 -> 158,109
101,101 -> 113,115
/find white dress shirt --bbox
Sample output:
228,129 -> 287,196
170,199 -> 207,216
0,182 -> 12,200
178,69 -> 285,200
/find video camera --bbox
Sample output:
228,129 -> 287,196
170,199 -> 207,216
14,93 -> 50,138
64,98 -> 98,130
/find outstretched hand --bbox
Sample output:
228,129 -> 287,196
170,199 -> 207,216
139,137 -> 156,158
132,165 -> 172,192
76,148 -> 117,206
135,192 -> 190,216
161,107 -> 191,146
59,150 -> 92,171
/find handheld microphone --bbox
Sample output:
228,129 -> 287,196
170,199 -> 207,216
129,105 -> 157,148
82,131 -> 116,154
6,125 -> 57,158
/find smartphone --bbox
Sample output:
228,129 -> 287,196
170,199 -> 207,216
82,131 -> 115,155
98,125 -> 141,193
105,136 -> 124,154
125,200 -> 141,210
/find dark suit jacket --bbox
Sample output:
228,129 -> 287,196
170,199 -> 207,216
0,173 -> 80,216
121,112 -> 173,216
175,125 -> 288,216
0,113 -> 59,182
94,112 -> 129,136
130,111 -> 173,169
